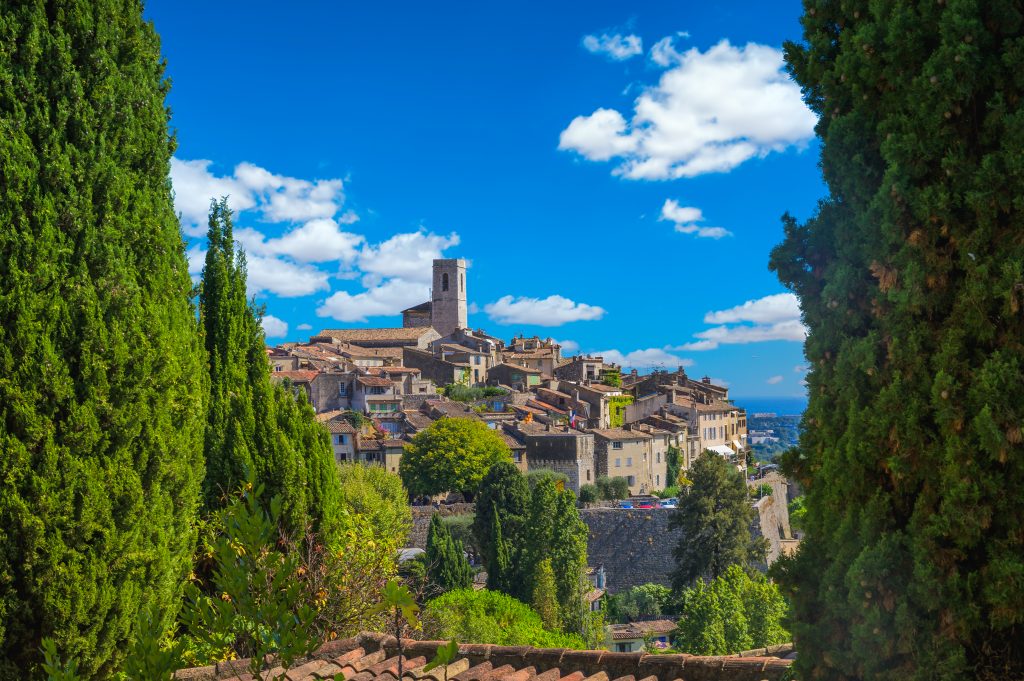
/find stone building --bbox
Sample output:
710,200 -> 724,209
399,259 -> 469,337
592,427 -> 658,495
503,421 -> 595,492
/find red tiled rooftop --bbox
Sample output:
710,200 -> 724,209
173,632 -> 794,681
271,369 -> 320,383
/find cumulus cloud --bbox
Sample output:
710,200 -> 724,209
794,364 -> 808,373
261,315 -> 289,338
316,278 -> 430,323
559,39 -> 817,179
659,199 -> 731,239
675,293 -> 807,351
649,33 -> 689,67
484,295 -> 606,326
358,231 -> 460,286
582,33 -> 643,60
170,158 -> 348,235
247,255 -> 331,298
766,375 -> 784,385
297,323 -> 313,331
596,347 -> 693,370
235,219 -> 363,264
557,339 -> 581,354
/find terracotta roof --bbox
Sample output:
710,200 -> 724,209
173,631 -> 794,681
498,431 -> 526,449
527,399 -> 567,415
591,428 -> 652,441
495,362 -> 541,374
315,411 -> 357,434
401,301 -> 432,313
358,376 -> 395,387
272,370 -> 320,383
609,620 -> 678,641
581,383 -> 622,394
317,328 -> 436,342
403,411 -> 436,430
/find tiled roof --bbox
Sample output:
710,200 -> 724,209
358,376 -> 396,387
403,411 -> 436,430
317,328 -> 437,342
608,620 -> 677,641
495,362 -> 541,374
498,431 -> 526,449
402,301 -> 433,313
591,428 -> 652,441
173,631 -> 794,681
581,383 -> 621,394
272,370 -> 320,383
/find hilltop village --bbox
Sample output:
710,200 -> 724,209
268,258 -> 750,495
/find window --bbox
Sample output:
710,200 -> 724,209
627,475 -> 636,487
442,272 -> 449,291
419,386 -> 427,393
626,457 -> 632,466
615,458 -> 621,467
612,441 -> 623,450
656,452 -> 661,463
460,273 -> 464,291
656,474 -> 660,486
473,355 -> 481,365
587,469 -> 591,481
339,383 -> 347,395
370,386 -> 386,395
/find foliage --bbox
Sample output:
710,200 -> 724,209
595,476 -> 630,500
441,513 -> 479,556
423,640 -> 460,681
769,2 -> 1024,678
373,580 -> 421,681
473,462 -> 530,589
670,452 -> 762,588
0,1 -> 206,675
601,367 -> 622,387
666,446 -> 683,488
532,559 -> 561,630
400,418 -> 511,498
421,589 -> 586,649
179,485 -> 318,678
443,384 -> 508,402
200,199 -> 341,540
655,486 -> 680,500
578,484 -> 600,504
675,566 -> 788,656
754,484 -> 773,499
525,468 -> 569,490
426,515 -> 473,597
337,463 -> 412,547
341,410 -> 372,430
607,395 -> 633,428
786,496 -> 806,534
605,584 -> 675,623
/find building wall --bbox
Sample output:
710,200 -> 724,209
306,373 -> 350,413
431,258 -> 467,337
403,307 -> 431,328
594,436 -> 654,495
518,430 -> 595,493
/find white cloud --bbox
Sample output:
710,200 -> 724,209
170,158 -> 349,235
708,377 -> 730,387
705,293 -> 800,324
316,278 -> 430,323
794,364 -> 808,373
659,199 -> 732,239
676,293 -> 807,351
557,339 -> 580,353
649,34 -> 684,67
484,295 -> 606,326
235,219 -> 363,264
766,375 -> 784,385
297,323 -> 313,331
357,231 -> 460,286
261,315 -> 288,338
596,347 -> 693,370
559,39 -> 817,179
582,33 -> 643,60
246,254 -> 331,298
468,302 -> 480,314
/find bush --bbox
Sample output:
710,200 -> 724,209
421,589 -> 586,649
442,384 -> 508,402
655,487 -> 679,499
526,468 -> 569,490
578,484 -> 599,504
595,476 -> 629,500
337,463 -> 412,547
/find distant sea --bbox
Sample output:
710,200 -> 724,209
732,396 -> 808,416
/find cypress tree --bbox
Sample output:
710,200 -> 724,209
425,514 -> 472,595
199,199 -> 339,539
772,3 -> 1024,678
0,1 -> 205,676
484,504 -> 512,593
474,462 -> 530,590
548,489 -> 589,633
532,558 -> 561,631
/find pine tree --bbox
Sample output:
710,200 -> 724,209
0,1 -> 205,676
474,462 -> 530,591
425,514 -> 472,596
532,559 -> 561,631
670,451 -> 760,589
199,200 -> 339,539
484,504 -> 512,593
771,3 -> 1024,678
549,489 -> 589,633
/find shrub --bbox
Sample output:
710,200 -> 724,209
578,484 -> 599,504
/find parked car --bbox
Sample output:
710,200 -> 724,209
618,501 -> 633,509
635,502 -> 655,509
659,498 -> 678,508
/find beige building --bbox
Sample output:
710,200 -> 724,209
592,427 -> 667,495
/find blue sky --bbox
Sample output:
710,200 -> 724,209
147,0 -> 824,400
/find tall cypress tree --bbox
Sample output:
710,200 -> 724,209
199,200 -> 339,539
0,1 -> 205,676
772,3 -> 1024,679
425,514 -> 472,596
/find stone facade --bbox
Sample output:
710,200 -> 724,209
580,508 -> 679,593
507,423 -> 595,492
431,258 -> 467,337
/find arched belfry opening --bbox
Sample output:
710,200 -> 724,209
442,273 -> 449,292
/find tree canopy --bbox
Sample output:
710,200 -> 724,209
770,2 -> 1024,678
0,1 -> 205,675
400,418 -> 511,498
670,451 -> 761,588
425,514 -> 472,597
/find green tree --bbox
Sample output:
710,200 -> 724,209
578,484 -> 599,504
421,589 -> 586,649
770,3 -> 1024,678
337,462 -> 412,548
548,488 -> 589,633
525,468 -> 569,490
484,505 -> 513,593
0,2 -> 205,676
675,566 -> 788,656
472,461 -> 530,587
199,200 -> 341,539
601,367 -> 622,388
400,418 -> 511,499
666,446 -> 682,488
425,514 -> 473,596
605,584 -> 675,623
670,452 -> 761,588
596,476 -> 629,500
532,559 -> 561,631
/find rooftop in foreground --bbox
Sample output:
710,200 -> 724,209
174,631 -> 794,681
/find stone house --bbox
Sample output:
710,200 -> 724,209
571,382 -> 632,429
553,355 -> 605,383
311,326 -> 441,350
487,362 -> 541,391
608,620 -> 678,653
315,411 -> 357,462
402,347 -> 472,387
592,427 -> 659,495
504,421 -> 595,492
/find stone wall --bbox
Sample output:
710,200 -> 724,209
749,472 -> 797,566
407,504 -> 475,548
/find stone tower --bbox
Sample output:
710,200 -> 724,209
431,258 -> 467,337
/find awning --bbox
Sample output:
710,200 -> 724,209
730,439 -> 742,450
709,445 -> 735,457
